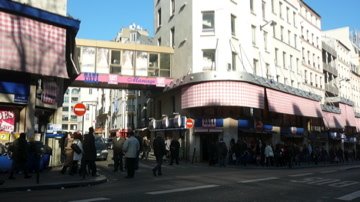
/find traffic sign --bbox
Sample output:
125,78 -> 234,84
73,103 -> 87,116
186,118 -> 194,129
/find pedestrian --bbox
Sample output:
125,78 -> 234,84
112,132 -> 125,172
152,134 -> 166,176
141,136 -> 151,160
81,127 -> 97,178
217,138 -> 228,167
122,131 -> 140,178
61,132 -> 74,174
165,136 -> 171,161
134,132 -> 143,170
264,143 -> 274,167
70,132 -> 83,175
8,132 -> 32,179
169,137 -> 180,165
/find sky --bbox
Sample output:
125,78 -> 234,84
67,0 -> 360,41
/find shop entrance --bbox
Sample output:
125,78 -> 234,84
200,133 -> 219,162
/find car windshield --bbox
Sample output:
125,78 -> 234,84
95,136 -> 106,150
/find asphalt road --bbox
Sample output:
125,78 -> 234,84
1,157 -> 360,202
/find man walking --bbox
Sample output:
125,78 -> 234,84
169,137 -> 180,165
8,132 -> 31,179
152,134 -> 166,176
122,131 -> 140,178
112,133 -> 125,172
81,127 -> 97,178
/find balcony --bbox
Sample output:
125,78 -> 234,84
325,83 -> 339,96
323,62 -> 338,76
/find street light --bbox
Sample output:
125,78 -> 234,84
80,101 -> 98,134
260,20 -> 277,30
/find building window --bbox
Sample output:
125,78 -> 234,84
231,14 -> 236,36
273,24 -> 276,38
290,55 -> 293,70
275,48 -> 278,65
232,52 -> 237,71
294,34 -> 297,49
253,59 -> 258,75
250,0 -> 254,13
170,27 -> 175,48
304,70 -> 308,83
264,31 -> 268,51
266,63 -> 270,78
62,124 -> 68,130
202,11 -> 215,31
279,2 -> 283,19
288,30 -> 291,45
157,38 -> 161,46
283,51 -> 286,69
286,7 -> 290,23
280,26 -> 284,41
251,25 -> 257,46
293,11 -> 296,27
202,49 -> 215,71
262,1 -> 266,20
271,0 -> 275,14
170,0 -> 175,16
110,50 -> 121,74
157,8 -> 162,28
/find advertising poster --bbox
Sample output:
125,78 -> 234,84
96,48 -> 110,73
0,110 -> 15,138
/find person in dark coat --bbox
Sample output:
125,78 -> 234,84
217,138 -> 228,167
169,138 -> 180,165
80,127 -> 97,178
152,134 -> 166,176
8,132 -> 31,179
112,133 -> 125,172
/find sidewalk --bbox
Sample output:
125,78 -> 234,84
0,166 -> 107,193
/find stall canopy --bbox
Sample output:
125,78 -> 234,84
266,89 -> 322,117
322,111 -> 344,129
339,103 -> 357,127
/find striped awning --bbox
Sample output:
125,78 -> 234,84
181,81 -> 265,109
266,89 -> 322,117
339,104 -> 357,127
322,111 -> 344,129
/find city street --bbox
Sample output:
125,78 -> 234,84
1,156 -> 360,202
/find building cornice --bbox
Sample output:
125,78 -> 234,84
164,71 -> 322,101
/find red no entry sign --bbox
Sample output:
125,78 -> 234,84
186,118 -> 194,129
73,103 -> 87,116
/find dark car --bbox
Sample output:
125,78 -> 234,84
105,137 -> 113,149
95,136 -> 108,161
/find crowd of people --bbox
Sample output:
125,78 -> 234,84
209,137 -> 359,168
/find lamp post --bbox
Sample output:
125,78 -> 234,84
80,101 -> 98,135
260,20 -> 277,31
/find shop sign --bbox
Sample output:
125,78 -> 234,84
0,110 -> 14,132
202,119 -> 217,128
46,124 -> 62,133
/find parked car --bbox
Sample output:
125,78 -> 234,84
105,137 -> 113,149
95,136 -> 108,161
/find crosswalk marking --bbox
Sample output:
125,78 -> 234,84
69,197 -> 110,202
239,177 -> 279,183
145,184 -> 219,195
320,170 -> 337,174
337,190 -> 360,201
288,173 -> 313,177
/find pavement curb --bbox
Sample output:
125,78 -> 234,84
0,176 -> 108,193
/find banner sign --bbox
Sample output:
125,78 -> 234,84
0,110 -> 15,133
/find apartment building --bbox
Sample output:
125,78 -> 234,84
299,1 -> 324,98
153,0 -> 339,162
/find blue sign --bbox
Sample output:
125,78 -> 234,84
84,72 -> 99,83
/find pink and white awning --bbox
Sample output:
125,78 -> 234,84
181,81 -> 265,109
266,89 -> 322,117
